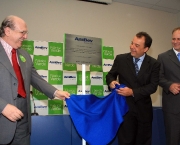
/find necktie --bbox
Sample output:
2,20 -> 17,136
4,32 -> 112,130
12,49 -> 26,98
134,58 -> 140,75
177,53 -> 180,62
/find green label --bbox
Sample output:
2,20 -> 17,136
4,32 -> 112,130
33,88 -> 48,100
21,40 -> 34,55
63,85 -> 77,95
33,55 -> 48,70
48,70 -> 63,85
19,55 -> 26,62
90,85 -> 104,97
49,42 -> 63,56
103,72 -> 108,85
48,100 -> 63,115
90,65 -> 102,72
63,63 -> 77,71
77,71 -> 90,85
103,46 -> 114,59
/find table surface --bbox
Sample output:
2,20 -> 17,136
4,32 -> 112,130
30,107 -> 166,145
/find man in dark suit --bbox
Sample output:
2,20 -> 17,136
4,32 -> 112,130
157,27 -> 180,145
0,15 -> 70,145
106,32 -> 160,145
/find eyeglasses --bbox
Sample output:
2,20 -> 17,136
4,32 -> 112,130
10,27 -> 28,35
14,29 -> 28,35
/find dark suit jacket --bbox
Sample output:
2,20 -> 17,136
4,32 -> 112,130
158,49 -> 180,114
106,53 -> 160,123
0,43 -> 57,144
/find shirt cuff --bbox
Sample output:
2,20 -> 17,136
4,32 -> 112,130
53,90 -> 59,98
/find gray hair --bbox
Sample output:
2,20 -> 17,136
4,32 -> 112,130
0,15 -> 16,37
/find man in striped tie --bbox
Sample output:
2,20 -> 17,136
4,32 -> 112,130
106,32 -> 160,145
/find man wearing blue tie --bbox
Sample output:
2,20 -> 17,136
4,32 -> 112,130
157,27 -> 180,145
106,32 -> 160,145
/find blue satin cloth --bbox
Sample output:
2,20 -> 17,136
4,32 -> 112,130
66,84 -> 129,145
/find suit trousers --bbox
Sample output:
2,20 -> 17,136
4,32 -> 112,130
163,111 -> 180,145
0,95 -> 30,145
118,110 -> 152,145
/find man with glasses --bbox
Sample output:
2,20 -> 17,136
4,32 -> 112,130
0,15 -> 70,145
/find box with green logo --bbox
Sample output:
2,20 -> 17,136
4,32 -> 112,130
90,85 -> 104,97
21,40 -> 34,55
77,71 -> 90,85
63,63 -> 77,71
49,42 -> 63,56
103,72 -> 108,85
32,88 -> 48,100
48,100 -> 63,115
103,46 -> 114,60
33,55 -> 48,70
48,70 -> 63,85
90,65 -> 102,72
63,85 -> 77,95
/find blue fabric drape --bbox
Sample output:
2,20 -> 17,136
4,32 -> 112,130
66,84 -> 129,145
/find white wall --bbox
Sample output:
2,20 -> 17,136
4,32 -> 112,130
0,0 -> 179,106
178,12 -> 180,25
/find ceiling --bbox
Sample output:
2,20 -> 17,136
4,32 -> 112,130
113,0 -> 180,14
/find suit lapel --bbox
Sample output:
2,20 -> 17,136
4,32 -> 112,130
168,49 -> 180,67
126,54 -> 137,76
0,44 -> 17,79
126,53 -> 149,77
137,54 -> 150,78
17,49 -> 27,81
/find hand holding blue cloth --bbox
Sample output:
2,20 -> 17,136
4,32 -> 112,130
66,84 -> 129,145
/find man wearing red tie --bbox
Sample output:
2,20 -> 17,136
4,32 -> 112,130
0,15 -> 70,145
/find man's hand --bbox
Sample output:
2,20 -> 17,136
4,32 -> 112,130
169,83 -> 180,95
116,87 -> 133,97
109,81 -> 120,89
54,90 -> 70,100
1,104 -> 24,122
